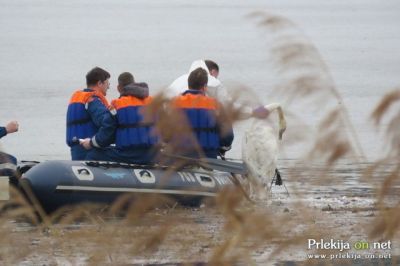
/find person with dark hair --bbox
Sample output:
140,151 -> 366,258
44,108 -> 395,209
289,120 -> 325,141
115,72 -> 150,100
118,72 -> 134,88
187,67 -> 209,90
204,59 -> 219,78
0,120 -> 19,178
85,72 -> 158,164
171,67 -> 233,159
66,67 -> 116,160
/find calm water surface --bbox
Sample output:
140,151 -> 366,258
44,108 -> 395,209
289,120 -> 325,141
0,0 -> 399,161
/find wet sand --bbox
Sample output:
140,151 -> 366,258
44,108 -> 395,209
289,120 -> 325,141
1,162 -> 398,265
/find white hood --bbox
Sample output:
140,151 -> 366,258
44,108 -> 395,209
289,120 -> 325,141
188,60 -> 221,89
166,60 -> 222,98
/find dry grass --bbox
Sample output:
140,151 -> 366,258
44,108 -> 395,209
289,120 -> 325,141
0,11 -> 399,266
367,89 -> 400,241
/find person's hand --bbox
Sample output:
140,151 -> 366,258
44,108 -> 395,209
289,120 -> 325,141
6,121 -> 19,134
218,145 -> 232,159
80,138 -> 92,150
252,106 -> 270,119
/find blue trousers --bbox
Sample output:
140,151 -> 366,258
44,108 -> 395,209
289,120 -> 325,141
70,145 -> 88,160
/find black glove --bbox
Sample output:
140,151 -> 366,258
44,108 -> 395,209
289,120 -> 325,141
218,145 -> 231,158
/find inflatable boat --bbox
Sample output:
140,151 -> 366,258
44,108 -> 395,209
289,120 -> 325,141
18,160 -> 240,213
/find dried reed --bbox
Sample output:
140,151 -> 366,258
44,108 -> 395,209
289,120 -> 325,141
0,10 -> 399,266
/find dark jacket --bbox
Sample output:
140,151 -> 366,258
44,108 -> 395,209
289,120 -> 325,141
0,127 -> 7,139
66,88 -> 116,160
85,83 -> 158,165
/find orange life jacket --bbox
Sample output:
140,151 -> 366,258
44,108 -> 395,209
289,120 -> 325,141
66,90 -> 110,146
172,92 -> 219,150
111,96 -> 157,149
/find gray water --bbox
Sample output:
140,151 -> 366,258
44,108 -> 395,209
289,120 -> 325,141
0,0 -> 399,161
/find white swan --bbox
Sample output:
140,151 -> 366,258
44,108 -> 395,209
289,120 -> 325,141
242,103 -> 286,198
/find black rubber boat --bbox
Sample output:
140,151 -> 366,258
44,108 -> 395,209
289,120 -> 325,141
18,160 -> 238,213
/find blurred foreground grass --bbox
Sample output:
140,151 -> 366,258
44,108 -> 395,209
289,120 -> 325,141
1,11 -> 399,266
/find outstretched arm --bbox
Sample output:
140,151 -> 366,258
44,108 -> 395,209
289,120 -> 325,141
0,121 -> 19,139
0,127 -> 6,139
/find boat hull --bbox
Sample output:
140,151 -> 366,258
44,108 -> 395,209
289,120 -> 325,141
20,160 -> 235,212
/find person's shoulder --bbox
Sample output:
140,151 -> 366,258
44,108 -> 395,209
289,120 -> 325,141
88,94 -> 101,103
168,74 -> 187,88
69,89 -> 87,102
206,95 -> 218,107
87,95 -> 108,110
167,74 -> 189,97
208,76 -> 221,87
71,88 -> 86,94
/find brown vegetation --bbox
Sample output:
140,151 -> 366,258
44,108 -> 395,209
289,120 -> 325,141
0,11 -> 399,266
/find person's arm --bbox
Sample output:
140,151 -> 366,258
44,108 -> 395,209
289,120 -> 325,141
218,124 -> 234,152
214,102 -> 234,155
0,121 -> 19,139
216,114 -> 234,154
0,127 -> 6,139
82,97 -> 116,149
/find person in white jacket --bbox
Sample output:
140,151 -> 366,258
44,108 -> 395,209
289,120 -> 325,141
166,59 -> 223,99
167,59 -> 270,119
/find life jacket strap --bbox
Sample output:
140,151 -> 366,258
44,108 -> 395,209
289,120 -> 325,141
67,117 -> 92,126
118,122 -> 154,129
193,127 -> 217,133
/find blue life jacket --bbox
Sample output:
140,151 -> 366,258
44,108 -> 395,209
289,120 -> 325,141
66,89 -> 109,147
111,96 -> 157,149
172,91 -> 219,150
